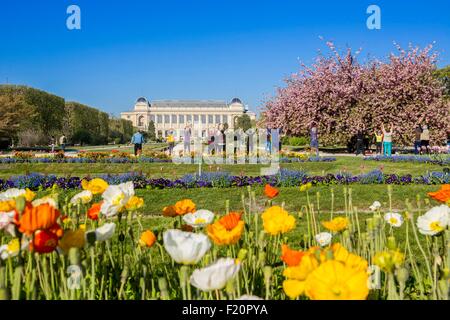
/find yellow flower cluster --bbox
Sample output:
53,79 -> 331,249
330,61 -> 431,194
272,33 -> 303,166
81,178 -> 109,195
373,250 -> 405,273
125,196 -> 145,211
262,206 -> 296,236
283,244 -> 369,300
322,217 -> 349,232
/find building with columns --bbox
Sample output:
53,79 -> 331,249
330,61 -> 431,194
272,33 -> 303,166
120,97 -> 256,140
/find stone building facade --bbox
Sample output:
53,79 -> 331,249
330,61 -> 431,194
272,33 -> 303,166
121,97 -> 256,140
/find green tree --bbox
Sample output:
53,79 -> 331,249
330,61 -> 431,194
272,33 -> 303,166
434,65 -> 450,97
0,91 -> 36,140
235,114 -> 252,132
147,120 -> 156,141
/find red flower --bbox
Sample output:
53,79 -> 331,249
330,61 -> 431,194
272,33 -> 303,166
264,184 -> 279,199
32,230 -> 59,254
87,202 -> 102,220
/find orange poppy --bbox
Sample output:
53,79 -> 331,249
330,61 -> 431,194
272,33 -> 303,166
31,229 -> 59,254
428,185 -> 450,203
218,212 -> 242,230
88,202 -> 102,220
264,184 -> 279,199
281,244 -> 305,267
163,205 -> 178,217
18,203 -> 60,236
139,230 -> 156,248
174,199 -> 196,215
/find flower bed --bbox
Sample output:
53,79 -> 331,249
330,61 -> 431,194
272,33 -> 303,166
1,169 -> 448,191
0,180 -> 448,300
364,155 -> 450,166
0,155 -> 336,164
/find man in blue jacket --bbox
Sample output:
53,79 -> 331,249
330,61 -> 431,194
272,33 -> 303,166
131,130 -> 145,156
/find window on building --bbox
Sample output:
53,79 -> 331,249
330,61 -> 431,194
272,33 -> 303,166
138,116 -> 145,127
164,115 -> 170,123
187,115 -> 192,123
127,115 -> 130,119
215,115 -> 221,123
201,115 -> 206,124
194,115 -> 199,123
150,115 -> 155,123
172,115 -> 177,124
222,115 -> 228,124
179,115 -> 185,124
157,115 -> 162,123
208,115 -> 213,124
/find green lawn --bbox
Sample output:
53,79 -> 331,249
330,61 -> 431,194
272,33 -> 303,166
55,184 -> 440,216
0,156 -> 446,178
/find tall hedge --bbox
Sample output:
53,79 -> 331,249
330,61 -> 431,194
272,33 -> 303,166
0,85 -> 65,135
64,102 -> 109,145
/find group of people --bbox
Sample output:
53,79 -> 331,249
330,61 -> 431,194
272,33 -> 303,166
49,135 -> 67,153
309,122 -> 434,157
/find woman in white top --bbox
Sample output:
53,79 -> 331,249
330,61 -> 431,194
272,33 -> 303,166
381,124 -> 394,157
420,125 -> 430,154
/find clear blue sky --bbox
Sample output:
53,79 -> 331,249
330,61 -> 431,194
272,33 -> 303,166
1,0 -> 449,116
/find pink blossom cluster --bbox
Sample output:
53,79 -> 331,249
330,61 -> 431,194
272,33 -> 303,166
264,42 -> 450,146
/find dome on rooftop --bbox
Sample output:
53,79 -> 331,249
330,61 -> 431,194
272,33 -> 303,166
230,97 -> 242,104
136,97 -> 148,103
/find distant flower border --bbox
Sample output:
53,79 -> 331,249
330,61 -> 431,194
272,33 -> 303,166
364,155 -> 450,166
1,169 -> 448,191
0,156 -> 336,164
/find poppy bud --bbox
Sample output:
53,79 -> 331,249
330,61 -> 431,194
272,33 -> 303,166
263,266 -> 272,285
396,267 -> 409,284
387,236 -> 397,250
15,196 -> 26,214
68,247 -> 81,265
237,248 -> 248,262
158,277 -> 169,300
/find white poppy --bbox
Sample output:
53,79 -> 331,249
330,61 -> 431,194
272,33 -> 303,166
95,223 -> 116,242
0,211 -> 17,236
315,232 -> 332,246
70,190 -> 93,205
417,205 -> 450,236
369,201 -> 381,211
183,210 -> 215,228
163,229 -> 211,265
0,238 -> 29,260
190,258 -> 240,291
384,212 -> 403,227
0,188 -> 26,201
32,196 -> 58,209
237,295 -> 263,300
100,182 -> 135,217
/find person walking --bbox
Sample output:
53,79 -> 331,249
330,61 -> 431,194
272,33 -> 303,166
381,124 -> 393,157
59,134 -> 67,153
131,130 -> 145,156
310,123 -> 319,157
374,130 -> 383,155
414,125 -> 422,155
420,125 -> 430,154
50,136 -> 56,153
355,129 -> 365,156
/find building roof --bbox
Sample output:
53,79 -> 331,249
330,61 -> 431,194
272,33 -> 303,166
151,100 -> 228,108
